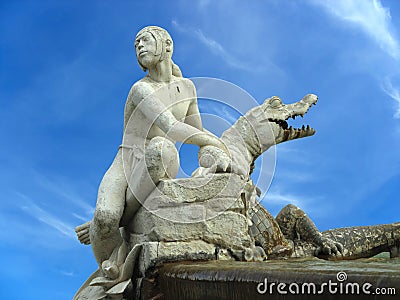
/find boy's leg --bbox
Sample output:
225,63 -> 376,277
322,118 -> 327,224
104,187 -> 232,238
90,151 -> 127,266
120,136 -> 179,226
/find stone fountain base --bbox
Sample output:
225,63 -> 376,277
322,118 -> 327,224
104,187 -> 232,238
139,255 -> 400,299
126,173 -> 263,278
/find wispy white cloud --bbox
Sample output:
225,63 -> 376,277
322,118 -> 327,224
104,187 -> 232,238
196,100 -> 242,138
310,0 -> 400,119
310,0 -> 400,60
19,196 -> 76,239
275,145 -> 315,165
172,20 -> 253,71
72,212 -> 90,222
263,191 -> 303,207
261,187 -> 330,222
60,270 -> 74,277
198,102 -> 239,125
34,171 -> 95,218
277,169 -> 316,183
196,0 -> 211,9
381,76 -> 400,118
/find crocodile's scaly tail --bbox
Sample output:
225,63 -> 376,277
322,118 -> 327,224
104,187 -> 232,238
389,222 -> 400,258
322,222 -> 400,260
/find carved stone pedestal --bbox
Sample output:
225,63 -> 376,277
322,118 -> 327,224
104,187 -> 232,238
128,174 -> 262,276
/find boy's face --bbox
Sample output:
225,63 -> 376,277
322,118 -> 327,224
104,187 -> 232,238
135,32 -> 159,69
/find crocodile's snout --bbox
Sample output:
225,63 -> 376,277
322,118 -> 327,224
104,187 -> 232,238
265,94 -> 318,143
301,94 -> 318,105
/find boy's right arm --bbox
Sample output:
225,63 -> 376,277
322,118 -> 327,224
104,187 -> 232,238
129,82 -> 229,152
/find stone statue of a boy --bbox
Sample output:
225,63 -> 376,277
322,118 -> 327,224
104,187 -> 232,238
75,26 -> 230,280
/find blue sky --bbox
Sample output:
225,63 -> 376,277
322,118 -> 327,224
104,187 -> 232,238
1,0 -> 400,298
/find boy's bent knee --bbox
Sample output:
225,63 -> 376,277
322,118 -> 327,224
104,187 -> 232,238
146,137 -> 177,160
145,137 -> 179,179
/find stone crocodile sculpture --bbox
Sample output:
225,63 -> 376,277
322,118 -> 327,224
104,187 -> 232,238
76,93 -> 400,263
218,94 -> 400,261
75,94 -> 399,299
249,202 -> 400,260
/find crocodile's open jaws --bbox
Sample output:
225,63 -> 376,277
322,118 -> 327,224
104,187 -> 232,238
269,117 -> 316,140
264,94 -> 318,144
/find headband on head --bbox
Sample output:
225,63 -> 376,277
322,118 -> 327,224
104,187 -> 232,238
135,26 -> 182,77
136,26 -> 171,63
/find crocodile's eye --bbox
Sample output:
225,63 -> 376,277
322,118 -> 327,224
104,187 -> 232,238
270,98 -> 282,108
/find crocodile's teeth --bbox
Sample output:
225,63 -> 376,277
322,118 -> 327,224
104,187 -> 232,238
302,125 -> 305,130
306,125 -> 310,130
289,127 -> 297,139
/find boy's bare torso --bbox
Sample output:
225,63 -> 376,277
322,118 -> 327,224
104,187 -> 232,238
123,75 -> 197,145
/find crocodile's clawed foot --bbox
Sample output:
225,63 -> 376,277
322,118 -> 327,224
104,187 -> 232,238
315,237 -> 343,258
390,223 -> 400,258
390,244 -> 400,258
244,246 -> 267,261
75,221 -> 91,245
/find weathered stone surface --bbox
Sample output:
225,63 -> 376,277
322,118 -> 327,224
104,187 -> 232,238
248,202 -> 292,257
146,221 -> 206,242
137,173 -> 246,222
129,204 -> 206,235
138,240 -> 216,276
129,195 -> 245,232
151,173 -> 244,203
216,248 -> 235,261
127,173 -> 249,249
129,205 -> 251,251
203,211 -> 252,250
